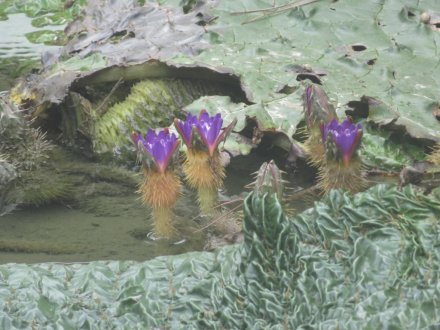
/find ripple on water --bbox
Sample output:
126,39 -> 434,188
0,13 -> 62,59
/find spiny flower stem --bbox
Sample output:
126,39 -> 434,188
303,132 -> 325,168
151,207 -> 176,238
317,158 -> 365,194
197,185 -> 220,217
183,150 -> 225,190
139,169 -> 181,239
140,169 -> 181,209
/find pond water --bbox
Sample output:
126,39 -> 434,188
0,13 -> 61,59
0,151 -> 309,264
0,200 -> 206,264
0,13 -> 63,90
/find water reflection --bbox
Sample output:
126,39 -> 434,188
0,13 -> 61,59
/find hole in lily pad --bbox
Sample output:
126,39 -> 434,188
367,58 -> 377,65
351,44 -> 367,52
285,64 -> 326,83
346,100 -> 369,118
278,85 -> 298,95
407,11 -> 415,17
296,73 -> 322,85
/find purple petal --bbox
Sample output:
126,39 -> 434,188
198,110 -> 210,123
196,111 -> 224,155
340,118 -> 353,130
139,128 -> 179,172
321,119 -> 338,142
321,118 -> 363,164
175,113 -> 198,148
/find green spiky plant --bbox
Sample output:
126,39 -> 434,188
0,94 -> 71,209
0,155 -> 17,215
202,159 -> 290,240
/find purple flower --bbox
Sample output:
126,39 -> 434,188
320,119 -> 340,143
195,110 -> 224,156
174,110 -> 236,156
321,118 -> 362,166
133,128 -> 179,173
174,113 -> 198,148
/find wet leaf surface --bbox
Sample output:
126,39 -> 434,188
1,184 -> 440,328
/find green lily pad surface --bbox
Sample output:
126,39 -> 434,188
12,0 -> 439,170
170,0 -> 440,140
359,124 -> 426,171
1,184 -> 440,328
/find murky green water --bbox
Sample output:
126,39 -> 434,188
0,200 -> 206,264
0,149 -> 318,264
0,146 -> 211,264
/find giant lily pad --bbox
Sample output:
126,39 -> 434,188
1,184 -> 440,327
166,0 -> 440,142
184,91 -> 304,155
9,0 -> 440,167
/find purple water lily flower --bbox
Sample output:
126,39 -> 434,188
132,128 -> 179,173
174,113 -> 198,148
174,110 -> 237,156
196,110 -> 225,156
320,119 -> 339,143
321,118 -> 362,166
